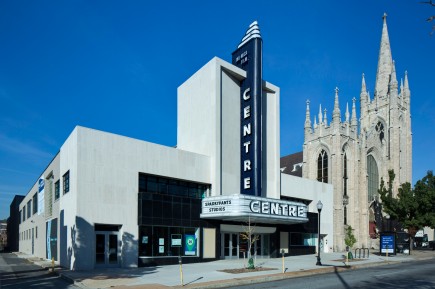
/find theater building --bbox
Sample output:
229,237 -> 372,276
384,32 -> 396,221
17,22 -> 333,270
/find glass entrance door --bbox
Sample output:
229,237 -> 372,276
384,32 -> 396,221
222,233 -> 239,259
95,232 -> 119,267
222,232 -> 270,259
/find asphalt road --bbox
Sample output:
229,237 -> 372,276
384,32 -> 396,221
227,259 -> 435,289
0,253 -> 79,289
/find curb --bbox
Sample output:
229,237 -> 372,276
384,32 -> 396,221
14,252 -> 435,289
56,271 -> 89,289
171,263 -> 373,289
171,258 -> 429,289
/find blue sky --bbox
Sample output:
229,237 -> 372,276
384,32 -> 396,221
1,1 -> 434,220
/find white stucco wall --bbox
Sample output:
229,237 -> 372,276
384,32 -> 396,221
280,174 -> 334,252
177,57 -> 246,197
263,81 -> 280,199
177,57 -> 280,199
59,126 -> 211,270
18,153 -> 60,261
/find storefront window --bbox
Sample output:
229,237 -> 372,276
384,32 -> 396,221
138,173 -> 209,199
290,233 -> 316,246
139,226 -> 199,257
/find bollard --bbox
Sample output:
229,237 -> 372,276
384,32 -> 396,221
51,257 -> 55,272
281,250 -> 285,273
386,244 -> 388,260
179,256 -> 183,286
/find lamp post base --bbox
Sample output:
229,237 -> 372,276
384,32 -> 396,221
316,256 -> 322,266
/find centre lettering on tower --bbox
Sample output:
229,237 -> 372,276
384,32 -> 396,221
232,21 -> 262,196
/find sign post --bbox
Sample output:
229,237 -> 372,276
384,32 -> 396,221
281,250 -> 285,273
178,256 -> 183,286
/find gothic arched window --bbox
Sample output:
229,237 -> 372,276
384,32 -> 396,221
343,153 -> 348,196
367,155 -> 379,202
317,150 -> 328,183
343,152 -> 348,225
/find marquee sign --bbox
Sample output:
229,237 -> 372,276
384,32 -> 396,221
232,21 -> 262,197
200,195 -> 308,225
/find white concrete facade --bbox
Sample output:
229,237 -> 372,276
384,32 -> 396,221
18,56 -> 331,269
281,174 -> 334,252
20,126 -> 211,270
177,57 -> 280,199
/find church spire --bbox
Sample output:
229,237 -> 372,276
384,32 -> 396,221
374,13 -> 393,98
345,102 -> 350,122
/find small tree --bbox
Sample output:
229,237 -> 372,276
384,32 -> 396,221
344,226 -> 357,249
240,217 -> 259,269
413,171 -> 435,228
378,170 -> 435,253
344,225 -> 357,259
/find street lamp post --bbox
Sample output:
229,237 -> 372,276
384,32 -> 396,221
316,200 -> 323,266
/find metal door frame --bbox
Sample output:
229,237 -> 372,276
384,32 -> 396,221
95,231 -> 120,267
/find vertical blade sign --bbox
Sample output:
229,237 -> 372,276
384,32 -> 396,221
232,21 -> 262,196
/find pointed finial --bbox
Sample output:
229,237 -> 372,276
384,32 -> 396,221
389,60 -> 398,96
361,73 -> 367,93
345,102 -> 350,122
391,60 -> 397,83
375,93 -> 379,111
383,12 -> 387,21
318,104 -> 323,124
305,99 -> 311,128
333,87 -> 341,120
351,97 -> 357,126
323,108 -> 328,126
314,116 -> 317,128
404,70 -> 410,97
404,70 -> 409,89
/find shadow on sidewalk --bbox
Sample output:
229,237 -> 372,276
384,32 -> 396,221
60,266 -> 159,282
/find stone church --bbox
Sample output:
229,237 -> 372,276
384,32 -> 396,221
283,14 -> 412,251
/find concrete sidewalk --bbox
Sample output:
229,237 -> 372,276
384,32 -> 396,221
15,250 -> 435,289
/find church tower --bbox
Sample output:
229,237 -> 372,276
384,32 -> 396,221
302,14 -> 412,251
